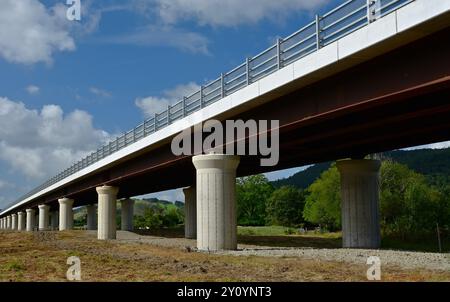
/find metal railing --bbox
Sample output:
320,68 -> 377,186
4,0 -> 414,211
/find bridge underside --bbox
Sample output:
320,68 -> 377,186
14,26 -> 450,212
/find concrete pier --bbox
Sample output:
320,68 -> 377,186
120,199 -> 134,231
337,159 -> 381,249
193,154 -> 240,251
18,212 -> 25,231
11,214 -> 17,230
50,211 -> 59,230
86,205 -> 97,230
26,209 -> 35,232
58,198 -> 74,231
6,215 -> 11,229
183,187 -> 197,239
97,186 -> 119,240
38,204 -> 50,231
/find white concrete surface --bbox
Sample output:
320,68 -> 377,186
17,212 -> 25,231
6,215 -> 11,229
120,199 -> 134,231
337,159 -> 381,249
38,204 -> 50,231
11,214 -> 17,231
26,209 -> 35,232
97,186 -> 119,240
58,198 -> 74,231
193,154 -> 240,251
183,187 -> 197,239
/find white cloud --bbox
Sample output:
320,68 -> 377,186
90,87 -> 112,98
149,0 -> 328,27
103,25 -> 210,55
0,96 -> 111,180
26,85 -> 40,95
0,0 -> 76,65
135,82 -> 200,118
404,141 -> 450,151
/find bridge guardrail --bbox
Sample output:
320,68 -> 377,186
4,0 -> 414,211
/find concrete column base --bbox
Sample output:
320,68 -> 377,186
121,199 -> 134,231
6,215 -> 11,230
38,205 -> 50,231
50,211 -> 59,230
183,187 -> 197,239
58,198 -> 74,231
26,209 -> 35,232
193,154 -> 240,251
18,212 -> 26,231
86,205 -> 97,230
97,186 -> 119,240
11,214 -> 17,231
337,159 -> 381,249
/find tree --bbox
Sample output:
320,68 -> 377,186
303,165 -> 341,231
236,174 -> 274,226
266,186 -> 305,227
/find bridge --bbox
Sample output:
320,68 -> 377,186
1,0 -> 449,250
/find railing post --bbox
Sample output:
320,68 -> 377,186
200,86 -> 204,109
154,113 -> 157,132
367,0 -> 379,23
277,38 -> 282,69
246,58 -> 251,86
315,14 -> 321,50
221,73 -> 225,98
167,105 -> 171,125
183,97 -> 187,117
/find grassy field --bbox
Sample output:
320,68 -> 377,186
1,230 -> 449,282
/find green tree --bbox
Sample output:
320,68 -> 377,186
237,174 -> 274,226
303,165 -> 341,231
266,186 -> 305,227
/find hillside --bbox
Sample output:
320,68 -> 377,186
272,148 -> 450,189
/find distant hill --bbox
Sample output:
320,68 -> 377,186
272,148 -> 450,189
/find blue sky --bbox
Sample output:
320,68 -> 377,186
0,0 -> 449,208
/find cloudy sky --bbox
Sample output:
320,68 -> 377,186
0,0 -> 448,209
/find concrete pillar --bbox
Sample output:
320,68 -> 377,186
183,187 -> 197,239
17,212 -> 25,231
38,204 -> 50,231
11,214 -> 17,230
97,186 -> 119,240
6,215 -> 11,229
58,198 -> 74,231
26,209 -> 35,232
86,205 -> 97,230
120,199 -> 134,231
1,217 -> 4,229
50,211 -> 58,230
337,159 -> 381,249
192,154 -> 240,251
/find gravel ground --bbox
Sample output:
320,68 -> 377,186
98,231 -> 450,272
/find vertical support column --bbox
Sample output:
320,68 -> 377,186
17,212 -> 25,231
58,198 -> 74,231
183,187 -> 197,239
97,186 -> 119,240
337,159 -> 381,249
11,214 -> 17,230
26,209 -> 35,232
121,199 -> 134,231
86,205 -> 97,230
192,154 -> 240,251
38,204 -> 50,231
50,211 -> 59,230
6,215 -> 11,229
